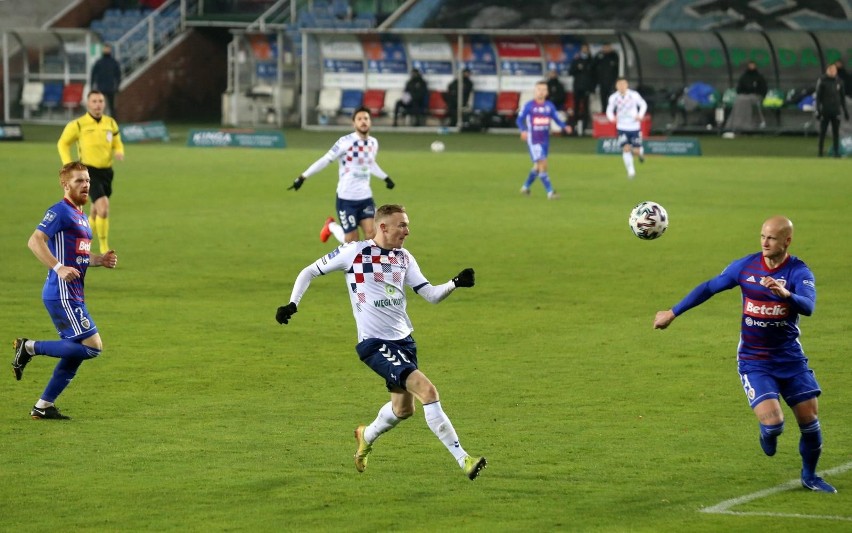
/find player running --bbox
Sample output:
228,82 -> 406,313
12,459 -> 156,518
288,106 -> 395,244
654,216 -> 836,493
516,80 -> 572,199
606,78 -> 647,179
276,204 -> 486,480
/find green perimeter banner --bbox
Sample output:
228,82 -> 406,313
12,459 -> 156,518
187,129 -> 286,148
122,121 -> 170,143
597,137 -> 702,156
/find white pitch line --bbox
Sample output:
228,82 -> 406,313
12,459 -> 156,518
701,461 -> 852,521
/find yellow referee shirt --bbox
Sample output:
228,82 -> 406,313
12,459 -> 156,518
57,113 -> 125,168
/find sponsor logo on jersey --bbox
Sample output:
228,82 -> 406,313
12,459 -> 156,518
745,316 -> 788,328
746,275 -> 756,282
326,247 -> 341,260
532,116 -> 550,126
41,210 -> 57,224
373,297 -> 404,308
760,276 -> 786,288
803,279 -> 815,288
744,298 -> 788,319
76,238 -> 91,255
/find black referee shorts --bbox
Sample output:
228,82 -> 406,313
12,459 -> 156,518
85,166 -> 114,202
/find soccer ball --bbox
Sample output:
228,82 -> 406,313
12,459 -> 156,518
430,140 -> 445,153
629,201 -> 669,240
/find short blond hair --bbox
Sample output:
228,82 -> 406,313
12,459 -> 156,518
376,204 -> 406,221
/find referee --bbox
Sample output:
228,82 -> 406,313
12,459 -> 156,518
58,90 -> 125,253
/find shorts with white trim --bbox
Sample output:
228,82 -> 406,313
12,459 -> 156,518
43,299 -> 98,341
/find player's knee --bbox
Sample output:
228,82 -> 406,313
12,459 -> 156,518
83,346 -> 102,359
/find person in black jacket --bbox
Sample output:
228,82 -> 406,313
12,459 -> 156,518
90,44 -> 122,117
815,64 -> 850,157
444,68 -> 473,127
569,44 -> 594,133
546,70 -> 566,110
736,61 -> 768,127
593,43 -> 620,111
394,69 -> 428,127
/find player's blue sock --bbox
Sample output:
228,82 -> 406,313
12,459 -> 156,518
799,419 -> 823,479
522,170 -> 536,189
539,173 -> 553,194
34,340 -> 100,360
759,421 -> 784,456
40,357 -> 84,403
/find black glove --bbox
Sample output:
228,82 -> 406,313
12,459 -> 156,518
452,268 -> 475,288
288,176 -> 305,191
276,302 -> 298,324
385,177 -> 395,189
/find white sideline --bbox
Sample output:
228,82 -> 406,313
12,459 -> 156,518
701,461 -> 852,522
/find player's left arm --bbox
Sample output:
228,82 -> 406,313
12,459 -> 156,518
761,269 -> 816,316
636,93 -> 648,121
91,250 -> 118,268
112,119 -> 125,161
550,103 -> 572,135
404,252 -> 467,304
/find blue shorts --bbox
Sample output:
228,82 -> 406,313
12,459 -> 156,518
356,335 -> 419,392
43,299 -> 98,341
527,142 -> 550,163
617,129 -> 642,148
336,197 -> 376,234
738,360 -> 821,409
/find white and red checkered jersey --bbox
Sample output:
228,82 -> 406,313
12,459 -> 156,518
606,89 -> 648,131
289,240 -> 455,341
300,133 -> 388,201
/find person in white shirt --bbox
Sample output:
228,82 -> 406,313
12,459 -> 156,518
288,106 -> 395,243
275,204 -> 487,480
606,78 -> 648,179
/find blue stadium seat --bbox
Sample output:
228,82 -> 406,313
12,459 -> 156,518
339,89 -> 364,115
472,91 -> 497,113
42,82 -> 64,115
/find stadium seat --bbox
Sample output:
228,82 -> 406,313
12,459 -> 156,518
362,89 -> 385,116
428,90 -> 448,120
496,91 -> 520,119
339,89 -> 363,115
472,91 -> 497,113
316,87 -> 342,116
20,82 -> 44,113
383,89 -> 404,117
42,82 -> 64,117
62,83 -> 85,118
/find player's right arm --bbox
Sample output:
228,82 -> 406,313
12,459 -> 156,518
278,243 -> 359,324
516,102 -> 531,140
290,137 -> 347,190
605,94 -> 616,123
654,259 -> 741,329
57,120 -> 80,164
28,229 -> 80,281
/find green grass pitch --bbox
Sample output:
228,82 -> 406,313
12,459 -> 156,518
1,125 -> 850,531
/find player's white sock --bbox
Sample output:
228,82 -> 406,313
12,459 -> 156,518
639,146 -> 645,157
24,340 -> 36,355
423,401 -> 468,463
329,222 -> 345,244
364,401 -> 402,443
35,399 -> 53,409
623,152 -> 635,174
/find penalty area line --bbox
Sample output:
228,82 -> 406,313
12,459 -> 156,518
700,461 -> 852,522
